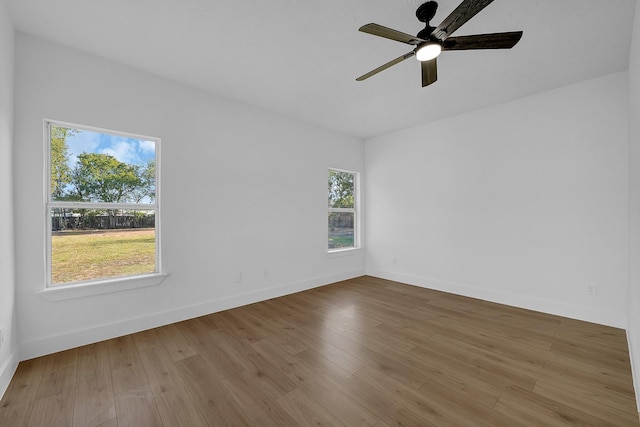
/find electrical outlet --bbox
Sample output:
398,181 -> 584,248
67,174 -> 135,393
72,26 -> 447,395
392,257 -> 398,265
587,284 -> 597,296
263,269 -> 269,280
235,272 -> 243,283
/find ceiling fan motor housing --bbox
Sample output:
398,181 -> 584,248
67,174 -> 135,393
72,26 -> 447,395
416,2 -> 438,41
416,1 -> 438,23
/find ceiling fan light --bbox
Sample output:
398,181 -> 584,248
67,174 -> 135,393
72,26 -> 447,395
416,42 -> 442,61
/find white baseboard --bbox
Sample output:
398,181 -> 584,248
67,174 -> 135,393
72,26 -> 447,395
627,329 -> 640,416
20,269 -> 364,361
367,269 -> 626,329
0,350 -> 20,400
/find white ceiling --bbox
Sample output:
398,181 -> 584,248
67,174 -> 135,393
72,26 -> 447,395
6,0 -> 637,139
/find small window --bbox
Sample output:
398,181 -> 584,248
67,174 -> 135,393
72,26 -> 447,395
45,120 -> 161,287
328,168 -> 359,251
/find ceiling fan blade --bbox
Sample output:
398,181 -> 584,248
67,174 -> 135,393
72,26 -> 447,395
421,58 -> 438,87
356,52 -> 416,81
431,0 -> 494,41
359,23 -> 424,45
443,31 -> 523,50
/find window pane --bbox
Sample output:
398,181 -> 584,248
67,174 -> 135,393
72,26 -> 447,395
50,125 -> 156,203
328,212 -> 354,249
50,208 -> 156,285
328,170 -> 354,208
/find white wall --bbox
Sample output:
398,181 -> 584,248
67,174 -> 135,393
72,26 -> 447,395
627,0 -> 640,412
0,0 -> 18,398
366,72 -> 630,328
14,33 -> 365,360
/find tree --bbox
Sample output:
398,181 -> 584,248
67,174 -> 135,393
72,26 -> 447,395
130,160 -> 155,227
131,160 -> 156,203
328,170 -> 354,208
50,126 -> 75,200
71,153 -> 142,229
71,153 -> 141,203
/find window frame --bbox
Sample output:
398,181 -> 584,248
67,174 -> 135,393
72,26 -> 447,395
328,167 -> 360,253
43,119 -> 164,293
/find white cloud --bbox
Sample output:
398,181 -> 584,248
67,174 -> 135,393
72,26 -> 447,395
139,140 -> 156,154
101,139 -> 138,164
65,130 -> 154,167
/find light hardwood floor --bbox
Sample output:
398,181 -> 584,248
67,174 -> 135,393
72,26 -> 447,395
1,276 -> 639,426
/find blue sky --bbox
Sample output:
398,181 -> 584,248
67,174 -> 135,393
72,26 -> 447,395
65,128 -> 156,168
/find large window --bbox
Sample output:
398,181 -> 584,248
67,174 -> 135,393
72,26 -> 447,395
45,120 -> 161,287
328,168 -> 359,251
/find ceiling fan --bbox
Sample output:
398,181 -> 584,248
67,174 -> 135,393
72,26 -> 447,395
356,0 -> 523,87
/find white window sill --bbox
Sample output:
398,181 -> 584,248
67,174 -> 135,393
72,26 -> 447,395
38,273 -> 168,301
328,248 -> 362,258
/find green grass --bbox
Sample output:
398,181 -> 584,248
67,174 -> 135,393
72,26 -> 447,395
51,229 -> 155,285
328,232 -> 354,249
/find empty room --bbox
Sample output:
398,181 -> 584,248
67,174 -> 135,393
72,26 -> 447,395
1,0 -> 640,425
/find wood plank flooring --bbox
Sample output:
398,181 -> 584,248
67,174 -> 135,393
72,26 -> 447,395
1,276 -> 638,426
